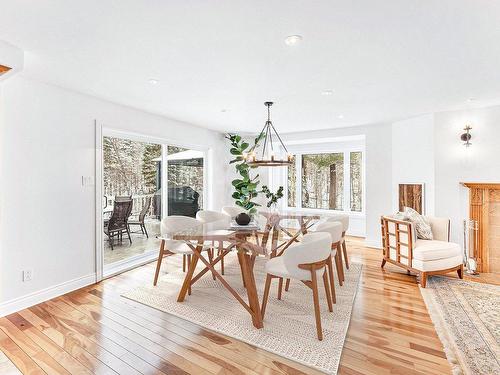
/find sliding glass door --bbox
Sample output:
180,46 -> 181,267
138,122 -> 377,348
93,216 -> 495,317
102,136 -> 162,268
167,146 -> 204,217
99,130 -> 207,277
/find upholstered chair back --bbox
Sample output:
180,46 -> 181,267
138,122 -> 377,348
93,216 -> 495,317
310,221 -> 343,244
424,216 -> 450,242
196,210 -> 231,231
196,210 -> 229,223
283,232 -> 332,275
161,216 -> 202,238
221,206 -> 245,218
325,214 -> 349,232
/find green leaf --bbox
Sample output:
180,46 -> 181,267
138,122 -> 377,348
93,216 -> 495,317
232,192 -> 241,199
240,142 -> 249,151
232,179 -> 243,187
230,148 -> 242,155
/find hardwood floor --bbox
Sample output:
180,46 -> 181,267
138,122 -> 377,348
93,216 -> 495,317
0,237 -> 472,374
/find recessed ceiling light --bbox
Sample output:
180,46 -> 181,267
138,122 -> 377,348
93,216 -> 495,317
337,115 -> 344,119
321,89 -> 334,96
221,109 -> 227,113
468,97 -> 476,102
285,35 -> 303,46
148,78 -> 159,85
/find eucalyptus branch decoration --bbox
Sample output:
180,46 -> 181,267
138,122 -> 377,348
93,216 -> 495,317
261,185 -> 284,208
225,133 -> 265,214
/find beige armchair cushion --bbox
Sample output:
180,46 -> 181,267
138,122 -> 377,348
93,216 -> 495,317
413,239 -> 461,261
424,216 -> 450,241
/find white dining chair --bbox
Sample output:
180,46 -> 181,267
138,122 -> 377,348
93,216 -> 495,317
153,216 -> 210,292
196,210 -> 230,275
309,221 -> 343,298
221,206 -> 245,218
284,221 -> 344,300
261,232 -> 333,341
325,214 -> 350,282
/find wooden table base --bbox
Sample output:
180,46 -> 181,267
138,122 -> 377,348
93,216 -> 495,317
176,244 -> 263,329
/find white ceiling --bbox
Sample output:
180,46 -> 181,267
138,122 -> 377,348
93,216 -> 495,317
1,1 -> 500,133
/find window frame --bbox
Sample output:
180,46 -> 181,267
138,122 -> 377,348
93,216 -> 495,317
284,146 -> 365,215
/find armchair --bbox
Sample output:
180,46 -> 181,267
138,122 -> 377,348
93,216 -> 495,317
380,215 -> 463,287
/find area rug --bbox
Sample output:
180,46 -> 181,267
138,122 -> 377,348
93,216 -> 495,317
420,277 -> 500,375
0,350 -> 21,375
123,255 -> 362,374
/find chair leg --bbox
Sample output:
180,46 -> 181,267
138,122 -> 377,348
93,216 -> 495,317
420,272 -> 427,288
187,255 -> 192,295
126,227 -> 132,244
285,278 -> 290,291
220,250 -> 225,275
109,234 -> 114,250
182,254 -> 186,272
261,274 -> 273,319
323,271 -> 333,312
381,258 -> 386,268
327,255 -> 336,304
342,240 -> 349,269
337,243 -> 345,282
457,264 -> 463,279
311,270 -> 323,341
153,240 -> 165,286
335,249 -> 344,286
277,278 -> 283,300
143,224 -> 149,238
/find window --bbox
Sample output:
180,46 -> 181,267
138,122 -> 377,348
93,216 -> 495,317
350,151 -> 363,212
301,153 -> 344,210
287,155 -> 296,207
286,150 -> 363,213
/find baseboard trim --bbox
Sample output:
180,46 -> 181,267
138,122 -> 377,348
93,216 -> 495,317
0,273 -> 96,317
364,240 -> 382,249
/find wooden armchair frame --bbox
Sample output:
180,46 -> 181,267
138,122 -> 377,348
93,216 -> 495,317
380,216 -> 463,287
380,216 -> 415,270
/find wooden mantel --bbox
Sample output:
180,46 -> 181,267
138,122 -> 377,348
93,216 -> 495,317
461,182 -> 500,189
461,182 -> 500,273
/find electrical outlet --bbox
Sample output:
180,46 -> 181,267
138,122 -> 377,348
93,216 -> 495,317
23,269 -> 33,282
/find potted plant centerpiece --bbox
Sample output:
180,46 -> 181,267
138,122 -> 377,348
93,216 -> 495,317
261,185 -> 284,213
225,133 -> 264,225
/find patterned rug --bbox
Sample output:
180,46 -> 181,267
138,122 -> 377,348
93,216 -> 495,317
123,255 -> 362,374
420,277 -> 500,375
0,350 -> 21,374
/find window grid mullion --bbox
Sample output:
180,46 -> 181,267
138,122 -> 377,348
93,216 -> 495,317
344,151 -> 351,213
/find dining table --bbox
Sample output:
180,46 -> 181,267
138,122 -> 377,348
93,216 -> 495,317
171,211 -> 322,329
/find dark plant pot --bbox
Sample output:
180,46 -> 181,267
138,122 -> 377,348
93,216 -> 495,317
235,212 -> 251,226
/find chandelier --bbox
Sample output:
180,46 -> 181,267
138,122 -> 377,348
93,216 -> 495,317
244,102 -> 292,167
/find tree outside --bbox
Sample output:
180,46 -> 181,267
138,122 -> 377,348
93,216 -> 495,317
301,153 -> 344,210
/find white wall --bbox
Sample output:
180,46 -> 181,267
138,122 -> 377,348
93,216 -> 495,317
391,114 -> 435,214
274,123 -> 392,247
0,76 -> 229,312
434,105 -> 500,244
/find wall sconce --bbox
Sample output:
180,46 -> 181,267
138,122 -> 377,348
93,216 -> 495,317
460,124 -> 472,147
